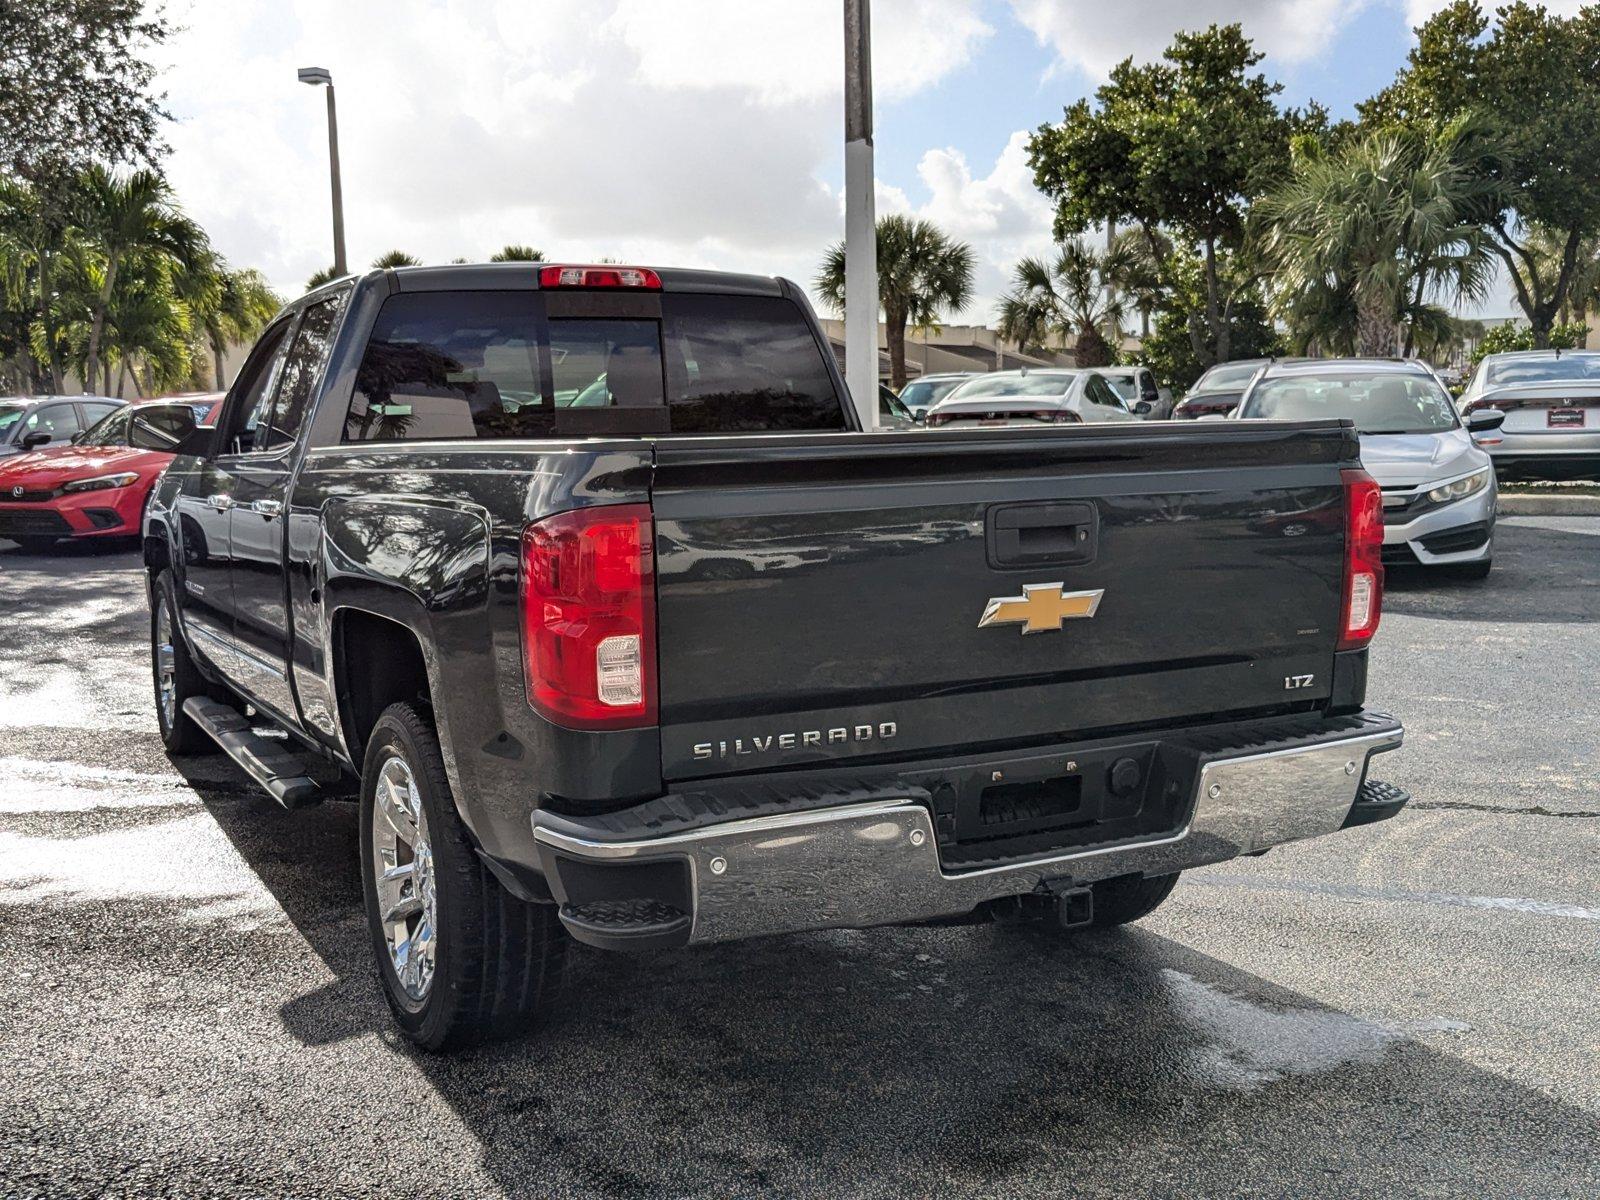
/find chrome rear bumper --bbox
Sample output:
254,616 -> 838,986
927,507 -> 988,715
532,718 -> 1403,949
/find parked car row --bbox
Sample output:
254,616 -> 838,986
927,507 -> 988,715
0,393 -> 222,551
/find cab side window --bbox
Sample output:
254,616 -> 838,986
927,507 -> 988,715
260,294 -> 346,451
1087,377 -> 1125,410
219,321 -> 293,456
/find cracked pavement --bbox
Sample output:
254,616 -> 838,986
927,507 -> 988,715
1,517 -> 1597,1198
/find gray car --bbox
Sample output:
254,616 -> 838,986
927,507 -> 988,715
1457,349 -> 1600,481
0,395 -> 124,458
1234,359 -> 1506,578
894,372 -> 980,419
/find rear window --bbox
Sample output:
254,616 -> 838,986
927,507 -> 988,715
344,290 -> 846,442
1485,357 -> 1600,387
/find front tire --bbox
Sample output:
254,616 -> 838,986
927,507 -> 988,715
151,571 -> 213,754
360,702 -> 566,1051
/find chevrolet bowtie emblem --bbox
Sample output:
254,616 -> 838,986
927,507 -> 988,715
979,583 -> 1104,634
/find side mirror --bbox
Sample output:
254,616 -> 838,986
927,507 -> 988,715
21,430 -> 51,449
1466,408 -> 1506,434
913,410 -> 927,424
175,425 -> 217,458
128,402 -> 200,452
1133,400 -> 1153,416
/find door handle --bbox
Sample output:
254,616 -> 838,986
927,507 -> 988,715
206,494 -> 235,512
987,501 -> 1099,568
250,499 -> 283,517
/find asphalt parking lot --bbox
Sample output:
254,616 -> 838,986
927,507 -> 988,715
2,517 -> 1597,1199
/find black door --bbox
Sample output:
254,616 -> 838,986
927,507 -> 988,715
175,319 -> 294,674
228,293 -> 347,721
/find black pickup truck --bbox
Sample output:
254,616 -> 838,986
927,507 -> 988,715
143,263 -> 1406,1050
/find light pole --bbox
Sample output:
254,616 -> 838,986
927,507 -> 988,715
298,67 -> 347,278
843,0 -> 879,429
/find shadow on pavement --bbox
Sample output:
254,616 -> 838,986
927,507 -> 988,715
179,762 -> 1600,1199
1384,520 -> 1600,625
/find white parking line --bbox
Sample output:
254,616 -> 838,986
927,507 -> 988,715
1193,874 -> 1600,922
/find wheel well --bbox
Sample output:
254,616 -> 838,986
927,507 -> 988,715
335,609 -> 432,761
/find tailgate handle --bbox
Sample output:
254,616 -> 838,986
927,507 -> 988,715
988,501 -> 1098,568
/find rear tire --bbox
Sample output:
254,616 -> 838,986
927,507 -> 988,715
151,571 -> 213,754
1089,871 -> 1181,927
360,702 -> 566,1051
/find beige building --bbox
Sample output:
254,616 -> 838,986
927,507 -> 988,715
817,318 -> 1144,383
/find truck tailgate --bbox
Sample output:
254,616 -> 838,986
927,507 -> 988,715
651,423 -> 1356,781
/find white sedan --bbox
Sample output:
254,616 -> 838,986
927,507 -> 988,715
925,369 -> 1147,428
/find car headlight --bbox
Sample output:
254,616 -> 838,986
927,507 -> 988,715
62,471 -> 139,494
1426,468 -> 1490,505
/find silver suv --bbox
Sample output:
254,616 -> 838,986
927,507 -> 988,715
1234,359 -> 1506,579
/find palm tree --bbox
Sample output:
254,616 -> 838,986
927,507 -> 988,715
489,244 -> 545,262
816,214 -> 974,390
0,174 -> 73,391
182,253 -> 281,388
372,250 -> 421,269
305,264 -> 340,290
995,239 -> 1128,368
73,165 -> 206,393
1258,118 -> 1498,357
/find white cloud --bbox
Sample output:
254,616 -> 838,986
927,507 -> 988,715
1403,0 -> 1586,25
1009,0 -> 1371,77
151,0 -> 992,300
856,131 -> 1057,324
608,0 -> 992,104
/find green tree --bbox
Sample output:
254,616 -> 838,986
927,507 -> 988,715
1137,247 -> 1280,390
0,175 -> 77,390
372,250 -> 421,269
72,164 -> 205,392
1257,118 -> 1497,356
1028,25 -> 1311,367
1468,319 -> 1587,368
182,254 -> 280,389
1361,2 -> 1600,346
489,244 -> 545,262
0,0 -> 171,178
995,239 -> 1126,367
816,214 -> 974,389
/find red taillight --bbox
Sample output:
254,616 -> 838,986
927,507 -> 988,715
1052,410 -> 1082,423
537,264 -> 662,290
1339,468 -> 1383,650
520,504 -> 656,729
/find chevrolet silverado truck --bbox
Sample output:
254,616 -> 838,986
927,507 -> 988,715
143,263 -> 1406,1050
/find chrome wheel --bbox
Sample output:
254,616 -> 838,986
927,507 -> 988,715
154,602 -> 177,731
370,754 -> 437,1003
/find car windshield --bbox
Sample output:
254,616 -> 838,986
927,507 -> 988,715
945,373 -> 1075,401
898,378 -> 965,410
1239,372 -> 1459,434
1485,357 -> 1600,387
1193,362 -> 1261,392
0,403 -> 25,438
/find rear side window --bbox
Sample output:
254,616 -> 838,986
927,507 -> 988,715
344,290 -> 846,442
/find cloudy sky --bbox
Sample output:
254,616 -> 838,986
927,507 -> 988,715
153,0 -> 1568,323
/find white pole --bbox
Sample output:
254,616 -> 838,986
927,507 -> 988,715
844,0 -> 879,429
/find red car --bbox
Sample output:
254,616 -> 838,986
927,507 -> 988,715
0,394 -> 222,551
